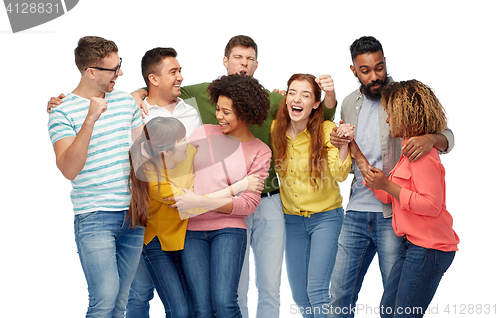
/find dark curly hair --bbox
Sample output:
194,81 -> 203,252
381,80 -> 447,139
207,74 -> 270,126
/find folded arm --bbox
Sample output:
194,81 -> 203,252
166,174 -> 265,215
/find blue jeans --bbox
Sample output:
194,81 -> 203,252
238,193 -> 285,318
380,240 -> 455,318
285,208 -> 344,318
328,211 -> 403,318
181,228 -> 247,318
74,210 -> 145,318
126,240 -> 195,318
142,237 -> 194,318
126,258 -> 155,318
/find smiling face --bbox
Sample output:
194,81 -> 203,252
153,56 -> 183,101
350,50 -> 387,100
286,80 -> 321,126
94,52 -> 123,93
170,136 -> 189,163
215,95 -> 246,136
223,45 -> 258,77
161,136 -> 189,169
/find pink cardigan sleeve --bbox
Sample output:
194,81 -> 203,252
230,149 -> 272,216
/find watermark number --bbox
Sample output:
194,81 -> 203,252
5,2 -> 60,14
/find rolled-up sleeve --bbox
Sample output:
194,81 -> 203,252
437,127 -> 454,154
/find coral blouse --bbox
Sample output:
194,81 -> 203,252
368,142 -> 459,251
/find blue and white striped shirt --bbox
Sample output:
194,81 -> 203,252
48,90 -> 143,215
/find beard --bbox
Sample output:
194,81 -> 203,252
359,77 -> 388,101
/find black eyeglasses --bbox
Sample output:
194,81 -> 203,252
85,58 -> 122,76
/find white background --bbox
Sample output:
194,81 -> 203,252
1,0 -> 498,317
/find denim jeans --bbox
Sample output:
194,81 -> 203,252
141,237 -> 194,318
380,240 -> 455,318
285,207 -> 344,318
238,193 -> 285,318
328,211 -> 403,318
74,210 -> 145,318
126,258 -> 155,318
181,228 -> 247,318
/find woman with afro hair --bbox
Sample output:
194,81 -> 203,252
170,74 -> 272,318
355,80 -> 459,318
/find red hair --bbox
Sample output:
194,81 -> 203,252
271,74 -> 326,189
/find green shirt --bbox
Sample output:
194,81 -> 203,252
180,82 -> 336,193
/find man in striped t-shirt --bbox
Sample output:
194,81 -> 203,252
47,36 -> 145,317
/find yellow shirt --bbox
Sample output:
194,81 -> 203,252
143,145 -> 196,251
271,120 -> 351,217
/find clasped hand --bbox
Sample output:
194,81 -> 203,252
364,166 -> 389,190
330,120 -> 355,147
165,174 -> 264,213
168,188 -> 202,213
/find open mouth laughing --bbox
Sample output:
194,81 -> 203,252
290,105 -> 304,115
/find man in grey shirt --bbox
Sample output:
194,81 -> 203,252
327,36 -> 454,318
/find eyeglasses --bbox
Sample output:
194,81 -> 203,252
85,58 -> 122,77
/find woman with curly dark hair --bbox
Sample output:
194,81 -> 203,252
171,74 -> 272,318
128,116 -> 265,318
270,74 -> 352,318
360,80 -> 459,318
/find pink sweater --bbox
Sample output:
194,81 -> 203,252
368,144 -> 459,251
187,125 -> 272,231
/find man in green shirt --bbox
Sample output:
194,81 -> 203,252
48,35 -> 337,318
134,35 -> 337,318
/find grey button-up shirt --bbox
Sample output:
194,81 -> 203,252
340,78 -> 455,218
